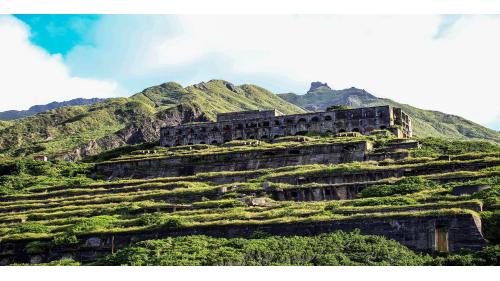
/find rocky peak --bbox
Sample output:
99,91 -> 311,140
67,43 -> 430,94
308,81 -> 332,93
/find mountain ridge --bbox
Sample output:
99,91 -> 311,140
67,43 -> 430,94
0,79 -> 498,161
0,98 -> 107,120
0,80 -> 304,160
278,83 -> 500,143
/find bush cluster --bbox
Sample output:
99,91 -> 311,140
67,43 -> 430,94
359,177 -> 437,198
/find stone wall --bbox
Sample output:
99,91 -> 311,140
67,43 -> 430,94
269,160 -> 499,185
96,141 -> 372,179
160,105 -> 413,147
0,213 -> 486,265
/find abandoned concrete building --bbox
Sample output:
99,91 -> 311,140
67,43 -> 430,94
160,105 -> 412,147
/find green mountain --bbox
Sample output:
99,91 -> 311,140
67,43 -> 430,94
278,83 -> 500,143
0,80 -> 304,160
0,98 -> 107,121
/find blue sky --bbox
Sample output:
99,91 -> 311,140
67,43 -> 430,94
14,15 -> 100,55
1,15 -> 499,130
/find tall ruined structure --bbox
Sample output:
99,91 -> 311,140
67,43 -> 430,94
160,105 -> 412,147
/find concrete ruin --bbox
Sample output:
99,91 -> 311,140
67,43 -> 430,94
0,212 -> 486,265
160,105 -> 412,147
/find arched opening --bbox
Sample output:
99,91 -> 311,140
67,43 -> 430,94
188,142 -> 193,145
285,118 -> 294,125
298,118 -> 307,123
352,128 -> 360,133
338,129 -> 346,133
324,115 -> 332,121
380,126 -> 387,130
325,130 -> 333,135
260,135 -> 268,140
223,139 -> 231,143
295,131 -> 308,136
248,135 -> 255,139
236,124 -> 244,130
311,116 -> 320,122
274,120 -> 281,126
199,141 -> 206,144
236,137 -> 243,140
211,140 -> 218,145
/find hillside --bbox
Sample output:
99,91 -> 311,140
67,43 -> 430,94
0,120 -> 11,131
278,83 -> 500,143
0,80 -> 304,160
0,133 -> 498,265
0,98 -> 107,121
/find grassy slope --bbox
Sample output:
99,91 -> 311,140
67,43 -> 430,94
0,120 -> 11,130
0,80 -> 303,159
278,88 -> 500,143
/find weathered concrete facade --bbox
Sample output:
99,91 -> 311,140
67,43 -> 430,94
160,105 -> 413,147
0,213 -> 486,265
96,141 -> 373,179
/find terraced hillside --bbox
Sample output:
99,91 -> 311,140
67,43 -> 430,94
0,133 -> 499,266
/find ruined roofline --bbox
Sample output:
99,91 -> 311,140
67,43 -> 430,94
216,109 -> 282,122
163,105 -> 402,129
160,104 -> 413,146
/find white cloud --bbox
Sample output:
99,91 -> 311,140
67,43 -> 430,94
64,15 -> 500,129
0,15 -> 119,111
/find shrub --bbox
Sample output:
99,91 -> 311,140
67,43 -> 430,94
53,232 -> 79,246
138,214 -> 185,229
359,177 -> 436,198
98,232 -> 431,266
71,216 -> 118,233
10,222 -> 49,234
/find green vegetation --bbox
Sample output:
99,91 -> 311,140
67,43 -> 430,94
0,134 -> 498,265
359,177 -> 438,198
0,159 -> 96,195
0,120 -> 11,130
98,232 -> 430,266
411,137 -> 500,157
97,233 -> 500,266
0,80 -> 304,160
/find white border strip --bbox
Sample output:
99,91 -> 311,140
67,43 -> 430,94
2,0 -> 500,14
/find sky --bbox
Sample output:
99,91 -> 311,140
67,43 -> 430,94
0,14 -> 499,130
